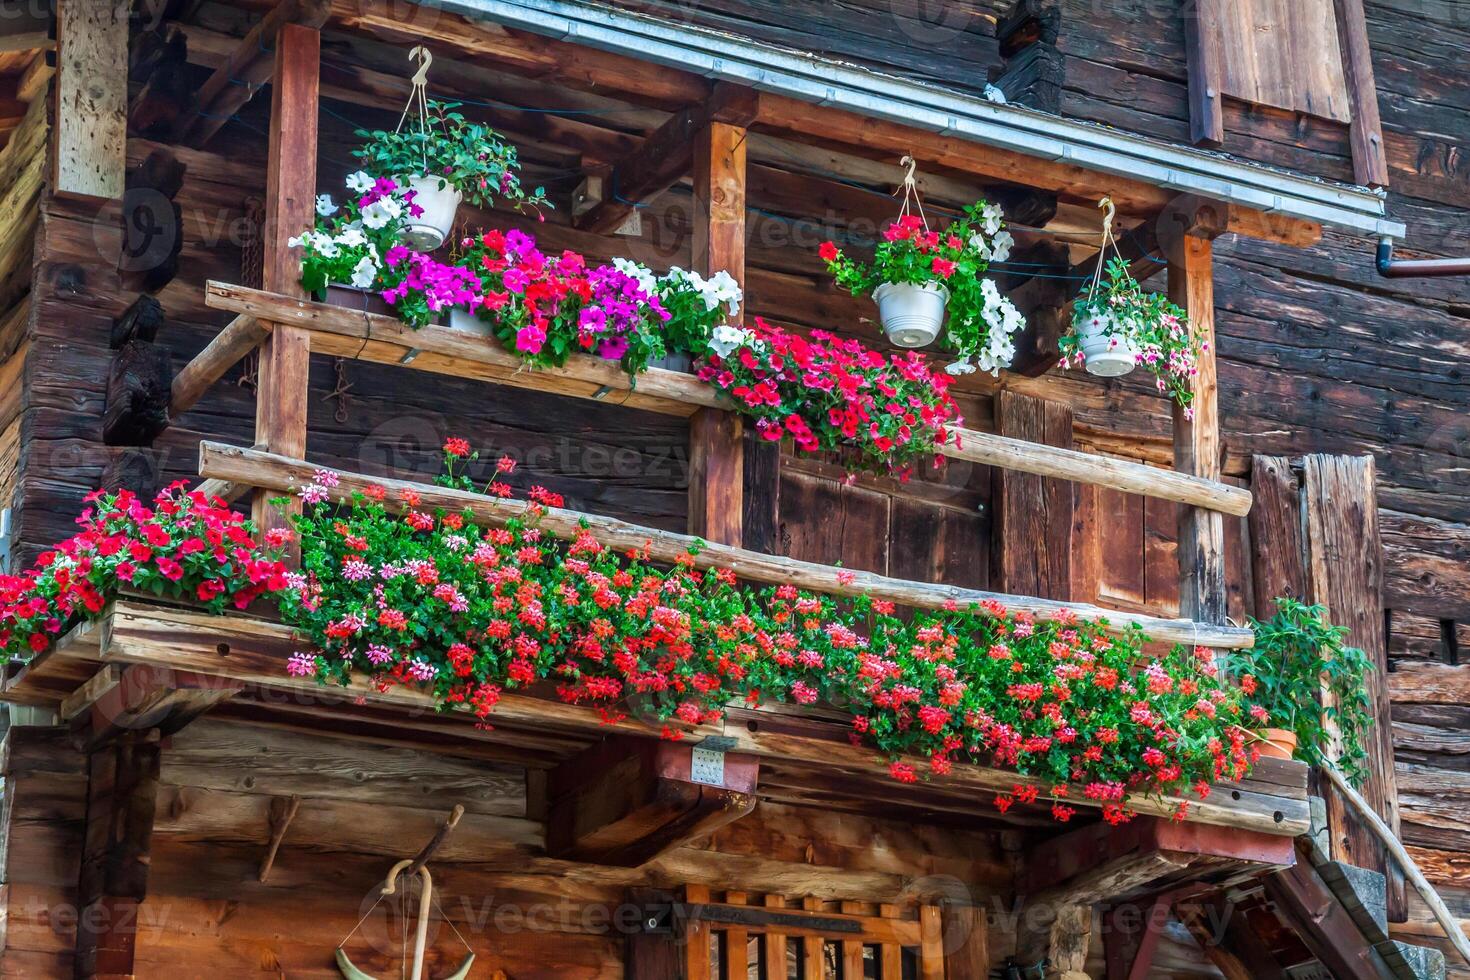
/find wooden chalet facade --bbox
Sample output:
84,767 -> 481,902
0,1 -> 1464,978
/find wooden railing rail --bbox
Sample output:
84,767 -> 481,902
196,440 -> 1255,649
195,281 -> 1254,517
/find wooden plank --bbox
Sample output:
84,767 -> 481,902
762,895 -> 787,980
800,897 -> 824,980
1183,0 -> 1225,146
1303,454 -> 1404,918
878,904 -> 903,980
1247,456 -> 1307,619
1334,0 -> 1390,187
196,441 -> 1258,649
626,887 -> 682,980
1264,856 -> 1387,980
52,0 -> 128,200
169,315 -> 271,417
201,283 -> 1255,517
175,0 -> 331,148
725,892 -> 750,980
918,905 -> 944,980
1169,233 -> 1227,625
253,22 -> 318,544
940,905 -> 988,980
993,391 -> 1073,600
839,900 -> 865,978
686,884 -> 713,980
91,602 -> 1306,834
689,118 -> 749,547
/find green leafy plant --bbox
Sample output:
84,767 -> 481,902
354,100 -> 549,211
1228,597 -> 1376,785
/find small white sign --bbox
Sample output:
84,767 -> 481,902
690,746 -> 726,787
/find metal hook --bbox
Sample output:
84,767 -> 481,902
408,46 -> 433,87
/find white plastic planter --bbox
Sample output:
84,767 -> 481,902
401,175 -> 463,251
1077,316 -> 1139,377
448,308 -> 488,334
873,281 -> 948,348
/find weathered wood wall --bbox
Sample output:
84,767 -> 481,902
0,718 -> 1012,977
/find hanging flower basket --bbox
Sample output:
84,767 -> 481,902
400,174 -> 462,250
873,281 -> 949,348
1075,310 -> 1139,377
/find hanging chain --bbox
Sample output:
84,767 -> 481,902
323,357 -> 354,424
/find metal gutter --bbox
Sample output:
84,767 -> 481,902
432,0 -> 1404,240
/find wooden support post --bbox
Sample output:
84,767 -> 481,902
1303,454 -> 1404,918
1246,456 -> 1308,619
1169,232 -> 1226,625
253,22 -> 319,544
685,884 -> 713,980
53,0 -> 128,201
74,730 -> 162,980
993,391 -> 1074,601
688,120 -> 747,546
625,888 -> 682,980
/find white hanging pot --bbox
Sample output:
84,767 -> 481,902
447,307 -> 489,334
873,281 -> 948,348
400,174 -> 462,251
1077,314 -> 1139,377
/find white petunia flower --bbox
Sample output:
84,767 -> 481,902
981,202 -> 1004,236
701,269 -> 743,316
612,257 -> 659,296
315,194 -> 336,217
945,359 -> 976,376
346,171 -> 374,193
991,230 -> 1014,264
708,324 -> 754,358
337,226 -> 367,247
349,256 -> 378,289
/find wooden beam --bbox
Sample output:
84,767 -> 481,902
1303,455 -> 1403,918
1103,896 -> 1170,980
74,730 -> 162,980
1247,456 -> 1307,619
992,391 -> 1073,600
197,440 -> 1257,649
83,600 -> 1308,834
1169,231 -> 1227,625
174,0 -> 330,147
545,737 -> 757,867
1264,853 -> 1390,980
253,21 -> 318,545
1175,895 -> 1288,980
170,315 -> 271,417
1183,0 -> 1225,147
688,118 -> 749,547
79,664 -> 242,747
575,85 -> 759,234
52,0 -> 128,201
1334,0 -> 1390,187
202,283 -> 1256,518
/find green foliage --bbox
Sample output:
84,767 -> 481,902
353,100 -> 549,212
1229,597 -> 1377,785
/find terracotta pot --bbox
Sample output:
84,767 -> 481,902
1256,727 -> 1298,761
873,281 -> 948,348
